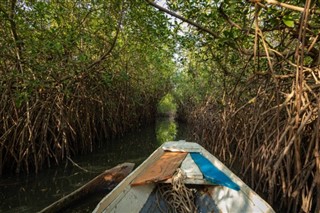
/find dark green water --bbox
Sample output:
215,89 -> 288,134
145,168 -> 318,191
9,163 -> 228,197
0,118 -> 190,213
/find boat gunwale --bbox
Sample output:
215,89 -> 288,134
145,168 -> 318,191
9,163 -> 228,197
92,145 -> 164,213
93,141 -> 275,213
164,141 -> 275,213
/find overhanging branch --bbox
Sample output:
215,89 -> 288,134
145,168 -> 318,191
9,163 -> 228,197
145,0 -> 219,39
252,0 -> 320,14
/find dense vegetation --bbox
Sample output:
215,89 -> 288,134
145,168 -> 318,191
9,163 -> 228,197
156,0 -> 319,212
1,0 -> 319,212
0,0 -> 175,174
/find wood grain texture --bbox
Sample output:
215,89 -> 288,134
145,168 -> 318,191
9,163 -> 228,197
131,152 -> 187,186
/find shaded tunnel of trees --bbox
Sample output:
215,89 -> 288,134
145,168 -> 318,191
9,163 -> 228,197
1,0 -> 320,212
0,0 -> 175,174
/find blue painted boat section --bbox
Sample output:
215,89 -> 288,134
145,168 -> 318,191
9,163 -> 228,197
190,152 -> 240,191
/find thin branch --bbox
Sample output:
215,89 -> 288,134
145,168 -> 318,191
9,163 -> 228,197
218,6 -> 242,31
145,0 -> 219,39
259,0 -> 320,14
67,156 -> 90,173
87,0 -> 126,70
264,0 -> 304,12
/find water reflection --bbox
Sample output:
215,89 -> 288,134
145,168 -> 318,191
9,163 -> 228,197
156,117 -> 177,144
0,118 -> 188,213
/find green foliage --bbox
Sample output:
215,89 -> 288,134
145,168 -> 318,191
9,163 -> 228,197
0,0 -> 175,174
282,15 -> 295,28
157,93 -> 177,114
2,2 -> 320,211
161,1 -> 320,212
168,0 -> 320,111
156,119 -> 177,144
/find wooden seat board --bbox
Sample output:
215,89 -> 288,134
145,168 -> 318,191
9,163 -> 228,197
131,152 -> 187,186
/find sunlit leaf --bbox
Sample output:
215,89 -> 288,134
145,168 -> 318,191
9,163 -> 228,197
283,17 -> 294,28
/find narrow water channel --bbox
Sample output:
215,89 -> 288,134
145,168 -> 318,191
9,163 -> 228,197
0,118 -> 190,213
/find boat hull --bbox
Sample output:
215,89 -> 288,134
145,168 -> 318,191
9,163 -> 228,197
93,141 -> 275,213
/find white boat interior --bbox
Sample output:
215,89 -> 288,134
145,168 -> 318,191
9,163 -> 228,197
93,141 -> 275,213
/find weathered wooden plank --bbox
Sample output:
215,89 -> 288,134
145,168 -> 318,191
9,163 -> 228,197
94,142 -> 275,213
163,153 -> 212,185
131,152 -> 187,186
